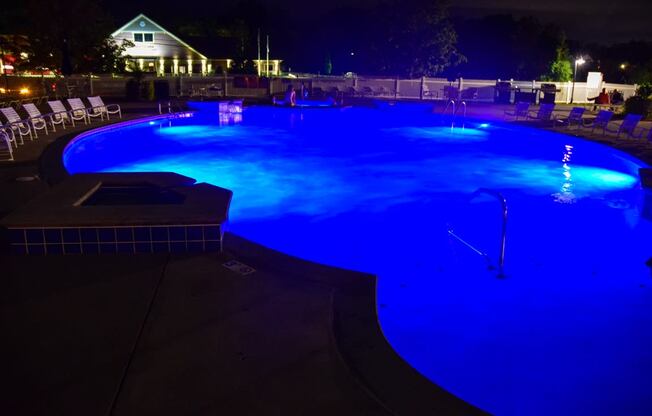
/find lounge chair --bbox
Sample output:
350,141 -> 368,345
444,86 -> 459,101
504,102 -> 530,120
583,110 -> 614,135
1,130 -> 15,161
361,86 -> 374,97
422,84 -> 438,99
526,103 -> 555,124
48,100 -> 84,126
0,108 -> 34,142
67,98 -> 102,122
18,104 -> 51,137
23,103 -> 66,132
87,96 -> 122,120
460,87 -> 479,100
553,107 -> 585,129
605,114 -> 644,139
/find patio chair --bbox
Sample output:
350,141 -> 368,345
582,110 -> 614,135
361,86 -> 374,97
444,86 -> 459,101
23,103 -> 66,133
460,87 -> 479,100
0,108 -> 34,142
87,96 -> 122,120
605,114 -> 644,139
504,102 -> 530,120
376,86 -> 391,97
526,103 -> 556,124
67,98 -> 101,123
49,100 -> 85,126
422,84 -> 438,99
343,86 -> 358,97
553,107 -> 585,129
1,130 -> 15,161
19,103 -> 51,136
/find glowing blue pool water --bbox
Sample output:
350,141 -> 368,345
64,104 -> 652,416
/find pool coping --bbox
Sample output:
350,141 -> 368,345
38,113 -> 489,415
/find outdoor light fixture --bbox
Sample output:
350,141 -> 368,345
620,63 -> 627,70
19,88 -> 30,95
570,57 -> 585,104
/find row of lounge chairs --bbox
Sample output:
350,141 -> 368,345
504,102 -> 651,142
0,95 -> 51,109
0,96 -> 121,161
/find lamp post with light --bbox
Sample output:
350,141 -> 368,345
570,57 -> 585,104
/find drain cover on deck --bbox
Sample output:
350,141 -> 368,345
223,260 -> 256,276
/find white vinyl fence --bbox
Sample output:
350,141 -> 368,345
24,74 -> 639,105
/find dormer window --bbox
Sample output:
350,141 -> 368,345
134,33 -> 154,43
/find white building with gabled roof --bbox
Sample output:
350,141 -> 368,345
111,13 -> 220,76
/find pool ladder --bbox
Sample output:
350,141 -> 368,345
443,99 -> 467,120
447,188 -> 508,278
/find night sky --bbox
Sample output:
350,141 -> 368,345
451,0 -> 652,44
108,0 -> 651,44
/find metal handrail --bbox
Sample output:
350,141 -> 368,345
456,100 -> 467,119
443,99 -> 455,116
447,188 -> 508,278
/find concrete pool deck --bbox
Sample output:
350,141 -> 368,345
1,100 -> 650,415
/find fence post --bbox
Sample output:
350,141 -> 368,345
420,76 -> 425,100
458,77 -> 463,100
395,76 -> 399,99
89,73 -> 93,96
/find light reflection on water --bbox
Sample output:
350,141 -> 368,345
64,105 -> 652,416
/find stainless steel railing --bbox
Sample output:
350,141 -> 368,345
447,188 -> 508,278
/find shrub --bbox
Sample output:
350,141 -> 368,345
624,95 -> 651,119
125,79 -> 140,100
636,83 -> 652,99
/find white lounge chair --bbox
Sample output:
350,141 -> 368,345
504,102 -> 530,120
554,107 -> 585,129
605,114 -> 644,139
0,108 -> 34,142
17,104 -> 50,136
87,96 -> 122,120
526,103 -> 555,124
1,130 -> 15,161
67,98 -> 101,123
23,103 -> 66,132
583,110 -> 614,135
48,100 -> 84,126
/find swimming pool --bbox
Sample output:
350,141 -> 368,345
64,103 -> 652,415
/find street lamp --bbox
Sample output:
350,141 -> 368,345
570,57 -> 585,104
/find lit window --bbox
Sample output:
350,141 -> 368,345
133,33 -> 154,43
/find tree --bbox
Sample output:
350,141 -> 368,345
372,0 -> 464,77
544,39 -> 573,81
77,37 -> 134,74
25,0 -> 114,73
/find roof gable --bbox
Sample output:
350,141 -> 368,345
111,14 -> 207,60
112,14 -> 165,34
